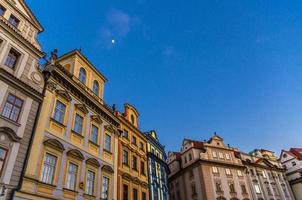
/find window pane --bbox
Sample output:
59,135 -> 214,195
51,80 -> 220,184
0,5 -> 5,16
93,81 -> 99,95
79,68 -> 86,84
66,163 -> 78,190
105,134 -> 111,151
102,177 -> 109,199
8,15 -> 19,28
54,101 -> 66,123
2,94 -> 23,122
41,153 -> 57,184
74,114 -> 83,134
86,171 -> 95,195
91,125 -> 98,144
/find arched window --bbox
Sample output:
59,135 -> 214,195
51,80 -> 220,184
79,67 -> 86,84
131,115 -> 135,124
92,80 -> 99,96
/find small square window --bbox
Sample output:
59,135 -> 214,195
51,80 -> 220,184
8,14 -> 20,28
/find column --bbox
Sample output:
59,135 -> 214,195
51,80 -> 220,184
53,150 -> 67,198
84,112 -> 91,149
99,123 -> 105,156
76,159 -> 86,200
97,166 -> 102,199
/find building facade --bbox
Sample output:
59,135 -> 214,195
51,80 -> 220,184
0,0 -> 44,198
241,149 -> 295,200
145,130 -> 169,200
168,135 -> 253,200
14,50 -> 120,200
116,104 -> 149,200
280,148 -> 302,200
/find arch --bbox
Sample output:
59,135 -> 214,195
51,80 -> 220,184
43,138 -> 65,152
86,157 -> 100,167
78,67 -> 86,84
67,149 -> 84,160
102,164 -> 114,173
0,127 -> 21,142
92,80 -> 99,96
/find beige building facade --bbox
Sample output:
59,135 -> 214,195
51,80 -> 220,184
0,0 -> 44,199
168,135 -> 252,200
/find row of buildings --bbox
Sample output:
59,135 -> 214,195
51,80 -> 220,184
0,0 -> 169,200
167,134 -> 302,200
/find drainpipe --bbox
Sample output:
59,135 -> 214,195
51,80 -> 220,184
9,50 -> 58,200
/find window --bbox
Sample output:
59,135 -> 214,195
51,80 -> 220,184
78,67 -> 86,84
123,150 -> 129,165
86,170 -> 95,195
225,168 -> 232,175
215,182 -> 222,192
132,156 -> 137,170
241,184 -> 247,194
229,183 -> 235,193
66,163 -> 78,190
41,153 -> 57,184
141,161 -> 145,175
237,170 -> 243,177
142,192 -> 146,200
219,152 -> 224,159
101,176 -> 109,199
130,114 -> 135,124
123,184 -> 128,200
212,166 -> 219,174
191,184 -> 197,195
184,156 -> 187,163
189,153 -> 192,161
92,80 -> 99,96
8,15 -> 20,28
73,114 -> 83,134
225,153 -> 230,160
90,125 -> 98,144
5,48 -> 20,69
254,184 -> 261,194
132,136 -> 137,145
292,161 -> 296,166
122,130 -> 128,138
104,134 -> 111,152
0,147 -> 7,175
139,142 -> 144,151
212,151 -> 217,158
2,94 -> 23,122
262,171 -> 267,178
53,100 -> 66,124
133,188 -> 138,200
0,5 -> 6,16
267,186 -> 273,195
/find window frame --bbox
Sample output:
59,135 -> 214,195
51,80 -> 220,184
1,93 -> 23,122
104,134 -> 111,152
92,80 -> 99,96
122,150 -> 129,166
0,5 -> 6,16
53,100 -> 66,124
90,124 -> 99,145
40,153 -> 57,185
86,170 -> 95,196
8,14 -> 20,28
73,113 -> 84,135
0,146 -> 8,177
78,67 -> 87,84
101,176 -> 110,199
65,162 -> 78,190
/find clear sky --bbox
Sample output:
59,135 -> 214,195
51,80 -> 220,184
27,0 -> 302,155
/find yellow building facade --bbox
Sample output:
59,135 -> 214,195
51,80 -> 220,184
116,104 -> 149,200
15,50 -> 120,200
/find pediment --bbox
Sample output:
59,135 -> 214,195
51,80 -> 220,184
91,114 -> 103,124
102,165 -> 114,173
75,104 -> 88,114
67,149 -> 84,160
43,138 -> 65,152
86,158 -> 100,167
55,89 -> 72,101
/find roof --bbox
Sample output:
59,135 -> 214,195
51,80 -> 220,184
183,138 -> 204,149
289,148 -> 302,160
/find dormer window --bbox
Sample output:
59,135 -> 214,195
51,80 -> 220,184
0,5 -> 6,16
92,80 -> 99,96
78,67 -> 86,84
8,14 -> 20,28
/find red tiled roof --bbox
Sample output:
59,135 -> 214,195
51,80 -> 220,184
290,148 -> 302,160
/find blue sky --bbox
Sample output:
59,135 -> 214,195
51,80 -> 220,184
27,0 -> 302,155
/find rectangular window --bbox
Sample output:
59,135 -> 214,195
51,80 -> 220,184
254,184 -> 261,194
262,171 -> 267,178
132,156 -> 137,170
2,94 -> 23,122
73,114 -> 83,134
0,5 -> 6,16
142,192 -> 146,200
237,170 -> 243,177
66,162 -> 78,190
225,153 -> 230,160
139,142 -> 144,151
132,136 -> 137,145
292,161 -> 296,166
5,48 -> 20,69
141,161 -> 145,175
241,184 -> 247,194
90,125 -> 98,144
53,100 -> 66,124
104,134 -> 111,152
101,176 -> 109,199
133,188 -> 138,200
215,182 -> 222,192
86,170 -> 95,195
0,147 -> 7,175
122,130 -> 128,138
229,183 -> 236,193
41,153 -> 57,184
123,184 -> 128,200
212,151 -> 217,158
123,150 -> 129,165
219,152 -> 224,159
212,166 -> 219,174
8,14 -> 20,28
225,168 -> 232,175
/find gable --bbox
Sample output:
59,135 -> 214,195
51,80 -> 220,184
280,150 -> 295,163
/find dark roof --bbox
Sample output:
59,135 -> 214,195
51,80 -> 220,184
289,148 -> 302,160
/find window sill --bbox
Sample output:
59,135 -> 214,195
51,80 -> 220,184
63,188 -> 79,193
0,115 -> 20,127
71,130 -> 84,138
83,193 -> 96,198
50,118 -> 66,127
103,149 -> 112,154
89,140 -> 100,147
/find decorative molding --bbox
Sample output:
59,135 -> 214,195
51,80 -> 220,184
90,114 -> 103,124
55,89 -> 72,101
75,104 -> 88,114
102,165 -> 114,174
86,158 -> 100,167
43,138 -> 65,152
0,127 -> 21,142
67,149 -> 84,160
